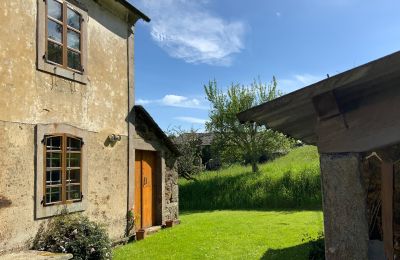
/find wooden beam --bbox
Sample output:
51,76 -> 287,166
317,84 -> 400,153
381,162 -> 394,260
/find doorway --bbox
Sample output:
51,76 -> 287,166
135,150 -> 157,230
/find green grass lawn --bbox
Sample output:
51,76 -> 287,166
114,210 -> 323,260
114,146 -> 323,259
180,146 -> 321,211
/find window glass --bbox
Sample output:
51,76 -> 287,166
46,169 -> 61,185
47,42 -> 63,64
67,30 -> 80,50
48,0 -> 63,22
46,152 -> 62,168
67,8 -> 81,30
67,152 -> 81,168
67,185 -> 81,201
46,187 -> 62,204
68,51 -> 81,71
46,136 -> 62,150
47,19 -> 63,43
67,137 -> 81,151
67,169 -> 80,184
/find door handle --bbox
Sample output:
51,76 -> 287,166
143,177 -> 147,186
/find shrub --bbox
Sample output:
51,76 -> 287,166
32,211 -> 112,260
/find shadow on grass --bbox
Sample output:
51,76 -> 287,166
261,239 -> 324,260
180,168 -> 322,211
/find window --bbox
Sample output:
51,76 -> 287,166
35,124 -> 87,219
43,134 -> 83,205
37,0 -> 88,83
46,0 -> 83,71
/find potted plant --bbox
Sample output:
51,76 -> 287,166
136,229 -> 145,240
165,219 -> 174,228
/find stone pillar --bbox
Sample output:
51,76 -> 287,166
320,153 -> 369,260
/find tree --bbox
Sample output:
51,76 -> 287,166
168,128 -> 203,180
204,77 -> 291,172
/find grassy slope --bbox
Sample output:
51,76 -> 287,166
114,146 -> 323,259
180,146 -> 321,210
114,210 -> 323,260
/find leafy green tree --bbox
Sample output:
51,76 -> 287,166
205,77 -> 291,172
168,128 -> 203,180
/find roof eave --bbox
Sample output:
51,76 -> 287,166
115,0 -> 151,23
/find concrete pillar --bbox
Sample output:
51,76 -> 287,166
320,153 -> 369,260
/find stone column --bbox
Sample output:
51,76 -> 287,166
320,153 -> 369,260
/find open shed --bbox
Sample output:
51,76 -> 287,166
237,51 -> 400,259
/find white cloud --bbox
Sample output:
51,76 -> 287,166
175,116 -> 208,124
279,74 -> 324,92
134,0 -> 246,66
276,12 -> 281,17
162,95 -> 201,108
136,99 -> 151,105
136,94 -> 208,109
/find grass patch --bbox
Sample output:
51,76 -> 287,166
113,210 -> 323,260
180,146 -> 321,211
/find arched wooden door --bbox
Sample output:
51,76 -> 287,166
135,150 -> 156,230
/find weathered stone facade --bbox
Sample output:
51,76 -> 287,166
0,0 -> 178,254
164,154 -> 179,222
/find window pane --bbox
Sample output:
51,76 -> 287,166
48,19 -> 63,43
67,169 -> 80,184
67,30 -> 80,50
48,0 -> 63,21
67,8 -> 81,30
46,169 -> 61,185
67,185 -> 81,200
67,50 -> 81,71
46,186 -> 62,204
67,152 -> 80,167
67,137 -> 81,151
46,152 -> 62,168
46,136 -> 62,151
48,41 -> 63,64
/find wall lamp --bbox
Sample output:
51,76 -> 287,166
108,134 -> 122,142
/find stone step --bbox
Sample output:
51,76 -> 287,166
0,250 -> 73,260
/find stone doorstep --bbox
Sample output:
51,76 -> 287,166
145,225 -> 162,236
0,250 -> 73,260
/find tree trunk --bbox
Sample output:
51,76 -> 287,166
251,160 -> 259,172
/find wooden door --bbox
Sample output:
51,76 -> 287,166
134,150 -> 156,230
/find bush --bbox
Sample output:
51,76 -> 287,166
32,211 -> 112,260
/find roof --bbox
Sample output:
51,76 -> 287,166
115,0 -> 151,22
237,51 -> 400,146
175,133 -> 214,146
134,105 -> 181,156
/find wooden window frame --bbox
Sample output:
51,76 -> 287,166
37,0 -> 88,84
35,124 -> 88,219
43,134 -> 83,206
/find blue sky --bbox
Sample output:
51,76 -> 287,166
130,0 -> 400,132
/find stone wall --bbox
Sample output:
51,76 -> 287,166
0,0 -> 133,252
320,153 -> 369,260
164,152 -> 179,222
0,121 -> 129,252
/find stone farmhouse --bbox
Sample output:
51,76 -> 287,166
0,0 -> 180,253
